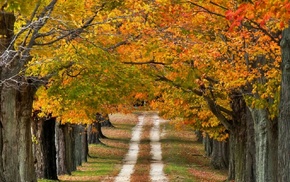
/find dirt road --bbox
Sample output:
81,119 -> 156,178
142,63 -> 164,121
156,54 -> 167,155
114,113 -> 168,182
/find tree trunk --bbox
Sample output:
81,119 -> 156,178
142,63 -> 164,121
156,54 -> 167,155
32,116 -> 58,180
203,134 -> 213,157
245,106 -> 256,182
74,125 -> 83,167
101,114 -> 115,127
88,122 -> 104,144
82,126 -> 88,162
0,120 -> 4,182
97,121 -> 107,139
227,134 -> 235,181
229,94 -> 255,182
267,117 -> 278,182
195,130 -> 203,143
32,116 -> 57,180
56,123 -> 78,175
64,123 -> 76,173
210,139 -> 229,170
250,108 -> 278,182
32,113 -> 45,178
42,117 -> 57,179
0,82 -> 37,182
56,122 -> 70,175
278,27 -> 290,182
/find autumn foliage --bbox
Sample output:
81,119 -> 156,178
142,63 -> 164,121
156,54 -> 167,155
3,0 -> 286,137
112,0 -> 285,140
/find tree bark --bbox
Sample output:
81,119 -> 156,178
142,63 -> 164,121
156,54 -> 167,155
0,120 -> 4,182
0,11 -> 37,182
0,81 -> 37,182
229,93 -> 255,182
88,122 -> 104,144
32,116 -> 58,179
56,122 -> 70,175
101,114 -> 115,127
42,117 -> 57,179
32,114 -> 45,179
195,130 -> 203,143
267,117 -> 278,182
56,123 -> 87,174
203,134 -> 213,157
82,126 -> 88,162
56,123 -> 77,175
97,121 -> 107,139
227,134 -> 235,181
64,123 -> 76,173
74,125 -> 83,167
278,27 -> 290,182
250,108 -> 278,182
210,139 -> 229,170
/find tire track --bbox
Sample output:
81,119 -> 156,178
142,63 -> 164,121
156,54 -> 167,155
150,114 -> 168,182
114,115 -> 144,182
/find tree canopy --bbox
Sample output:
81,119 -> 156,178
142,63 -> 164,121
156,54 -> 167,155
2,0 -> 288,135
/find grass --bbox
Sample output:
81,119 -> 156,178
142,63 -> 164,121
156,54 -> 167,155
38,112 -> 227,182
162,122 -> 227,182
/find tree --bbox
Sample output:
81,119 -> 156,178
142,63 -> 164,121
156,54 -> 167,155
279,25 -> 290,182
32,113 -> 58,180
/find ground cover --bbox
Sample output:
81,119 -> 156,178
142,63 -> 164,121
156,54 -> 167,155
162,122 -> 228,182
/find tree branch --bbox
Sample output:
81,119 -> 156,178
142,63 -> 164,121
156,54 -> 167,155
155,75 -> 203,96
186,1 -> 225,18
34,16 -> 96,46
204,76 -> 219,84
106,39 -> 129,50
34,4 -> 105,46
246,19 -> 280,44
122,59 -> 168,65
35,29 -> 56,38
216,104 -> 233,116
155,74 -> 233,131
209,1 -> 228,10
204,96 -> 233,131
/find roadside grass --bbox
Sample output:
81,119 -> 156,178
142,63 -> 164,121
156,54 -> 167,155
161,122 -> 228,182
